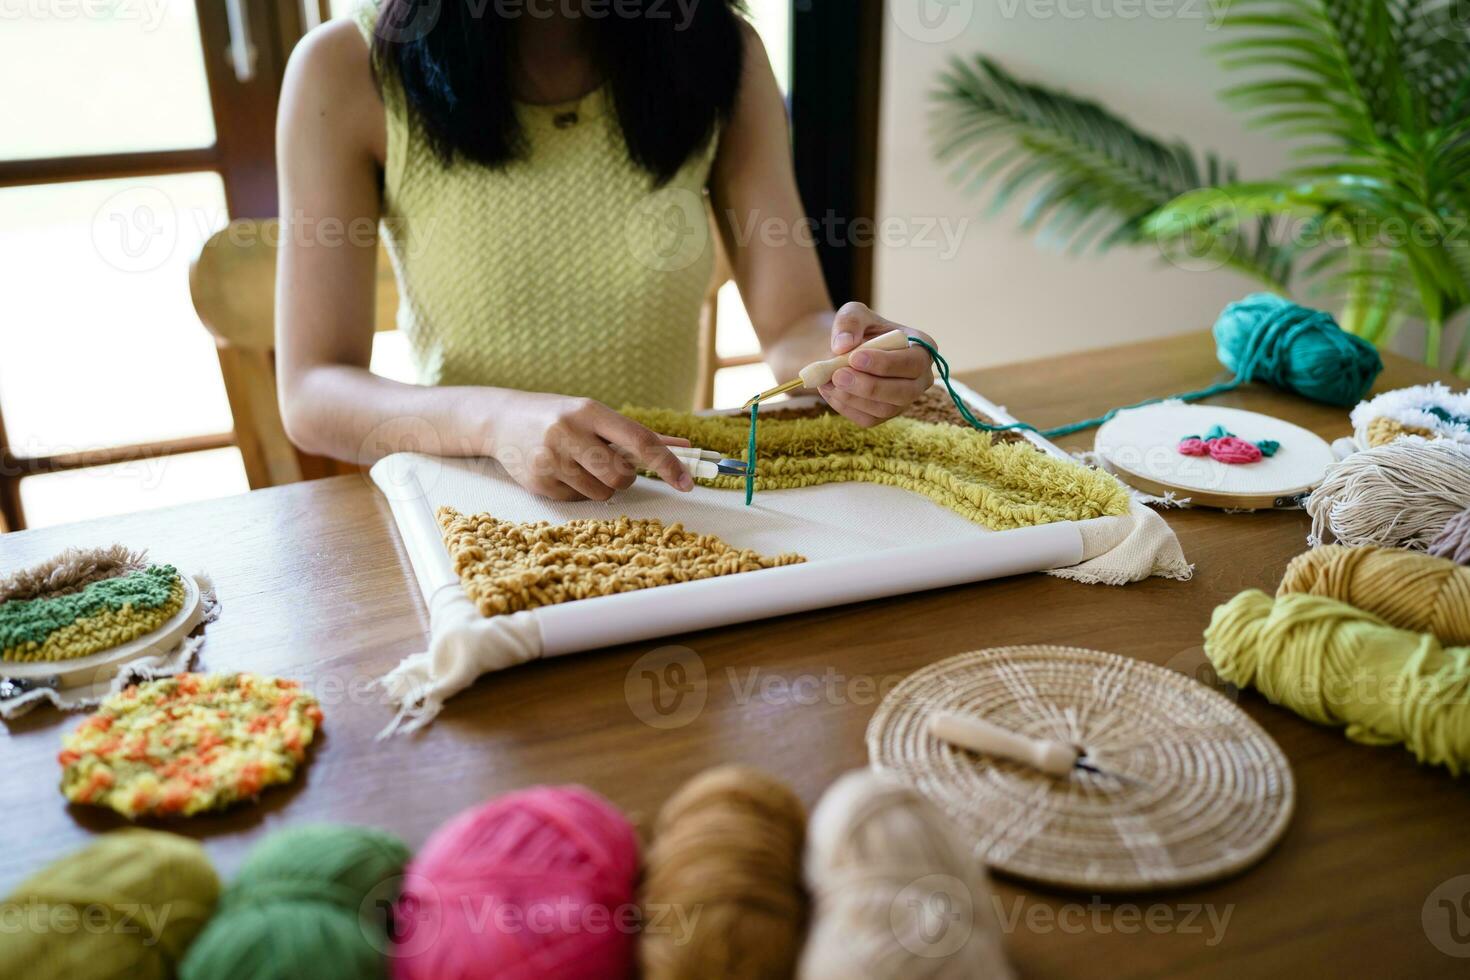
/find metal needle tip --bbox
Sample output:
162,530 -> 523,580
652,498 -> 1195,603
742,378 -> 805,409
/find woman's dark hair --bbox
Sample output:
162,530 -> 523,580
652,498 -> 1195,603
371,0 -> 746,184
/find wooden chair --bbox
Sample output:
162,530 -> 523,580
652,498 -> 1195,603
190,218 -> 396,488
191,216 -> 734,490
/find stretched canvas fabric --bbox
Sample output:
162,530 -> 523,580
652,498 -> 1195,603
369,387 -> 1187,733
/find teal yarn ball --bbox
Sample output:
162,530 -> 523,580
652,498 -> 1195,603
1214,293 -> 1382,407
179,825 -> 409,980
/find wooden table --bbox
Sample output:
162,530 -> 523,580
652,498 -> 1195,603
4,332 -> 1467,977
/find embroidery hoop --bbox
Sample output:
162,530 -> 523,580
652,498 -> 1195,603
1094,402 -> 1335,509
2,574 -> 204,692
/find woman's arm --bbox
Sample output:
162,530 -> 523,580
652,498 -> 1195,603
709,25 -> 934,426
275,22 -> 691,500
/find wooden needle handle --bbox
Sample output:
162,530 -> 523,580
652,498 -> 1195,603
929,710 -> 1080,777
797,329 -> 912,388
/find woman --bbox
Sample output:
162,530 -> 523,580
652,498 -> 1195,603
276,0 -> 935,501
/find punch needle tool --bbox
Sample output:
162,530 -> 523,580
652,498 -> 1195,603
742,328 -> 912,408
929,710 -> 1146,788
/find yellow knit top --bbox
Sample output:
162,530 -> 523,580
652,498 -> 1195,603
355,8 -> 716,409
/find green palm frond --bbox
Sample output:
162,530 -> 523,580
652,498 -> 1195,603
931,0 -> 1470,369
931,56 -> 1292,287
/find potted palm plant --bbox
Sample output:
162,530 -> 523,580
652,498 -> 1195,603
932,0 -> 1470,370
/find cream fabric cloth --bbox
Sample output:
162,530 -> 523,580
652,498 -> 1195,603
1051,499 -> 1193,586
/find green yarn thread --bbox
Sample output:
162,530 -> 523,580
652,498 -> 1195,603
739,295 -> 1378,505
917,293 -> 1383,441
0,565 -> 179,649
1,829 -> 220,980
181,824 -> 409,980
746,400 -> 759,506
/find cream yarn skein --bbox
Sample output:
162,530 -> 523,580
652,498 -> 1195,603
799,769 -> 1013,980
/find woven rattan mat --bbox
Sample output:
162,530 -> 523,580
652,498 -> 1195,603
867,645 -> 1294,891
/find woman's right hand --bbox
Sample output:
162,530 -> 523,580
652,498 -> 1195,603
488,393 -> 695,501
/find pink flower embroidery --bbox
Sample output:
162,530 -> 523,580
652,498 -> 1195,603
1208,435 -> 1263,464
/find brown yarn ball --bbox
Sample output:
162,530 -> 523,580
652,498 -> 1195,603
639,765 -> 808,980
1278,543 -> 1470,644
1430,507 -> 1470,566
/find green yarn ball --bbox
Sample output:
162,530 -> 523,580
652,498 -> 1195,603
1214,292 -> 1383,407
1,829 -> 220,980
179,824 -> 410,980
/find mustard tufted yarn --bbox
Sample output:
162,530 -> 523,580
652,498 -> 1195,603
355,6 -> 714,410
624,408 -> 1132,530
1365,416 -> 1434,447
1279,544 -> 1470,645
439,509 -> 806,616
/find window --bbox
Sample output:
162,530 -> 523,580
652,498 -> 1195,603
0,1 -> 323,530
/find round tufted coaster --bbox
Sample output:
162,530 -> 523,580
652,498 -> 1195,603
866,645 -> 1293,891
60,673 -> 323,819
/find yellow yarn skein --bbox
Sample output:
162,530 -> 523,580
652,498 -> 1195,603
1204,590 -> 1470,774
0,829 -> 219,980
1279,544 -> 1470,645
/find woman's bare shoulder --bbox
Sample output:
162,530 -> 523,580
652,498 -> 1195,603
279,19 -> 385,163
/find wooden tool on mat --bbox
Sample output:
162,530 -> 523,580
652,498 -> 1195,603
743,329 -> 912,407
930,710 -> 1142,786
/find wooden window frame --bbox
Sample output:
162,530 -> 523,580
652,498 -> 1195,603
0,0 -> 327,531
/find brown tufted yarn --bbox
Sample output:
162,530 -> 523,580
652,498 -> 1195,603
438,508 -> 805,616
1278,543 -> 1470,644
640,766 -> 809,980
1430,507 -> 1470,566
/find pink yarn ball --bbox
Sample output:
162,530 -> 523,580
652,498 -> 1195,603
1177,437 -> 1209,456
1208,435 -> 1263,464
391,786 -> 640,980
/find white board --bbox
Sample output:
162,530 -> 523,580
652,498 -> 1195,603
371,386 -> 1113,662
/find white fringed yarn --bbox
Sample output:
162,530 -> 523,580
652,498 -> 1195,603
1306,439 -> 1470,550
1350,382 -> 1470,448
798,770 -> 1013,980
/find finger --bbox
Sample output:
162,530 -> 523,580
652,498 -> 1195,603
560,462 -> 615,502
657,434 -> 693,448
593,411 -> 694,491
529,477 -> 590,502
828,387 -> 902,420
820,386 -> 891,427
846,345 -> 934,380
830,366 -> 932,406
832,300 -> 891,353
573,437 -> 638,493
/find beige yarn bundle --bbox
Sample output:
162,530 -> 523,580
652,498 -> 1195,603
798,770 -> 1013,980
1306,439 -> 1470,550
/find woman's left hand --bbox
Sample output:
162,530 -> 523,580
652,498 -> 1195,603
818,301 -> 936,427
